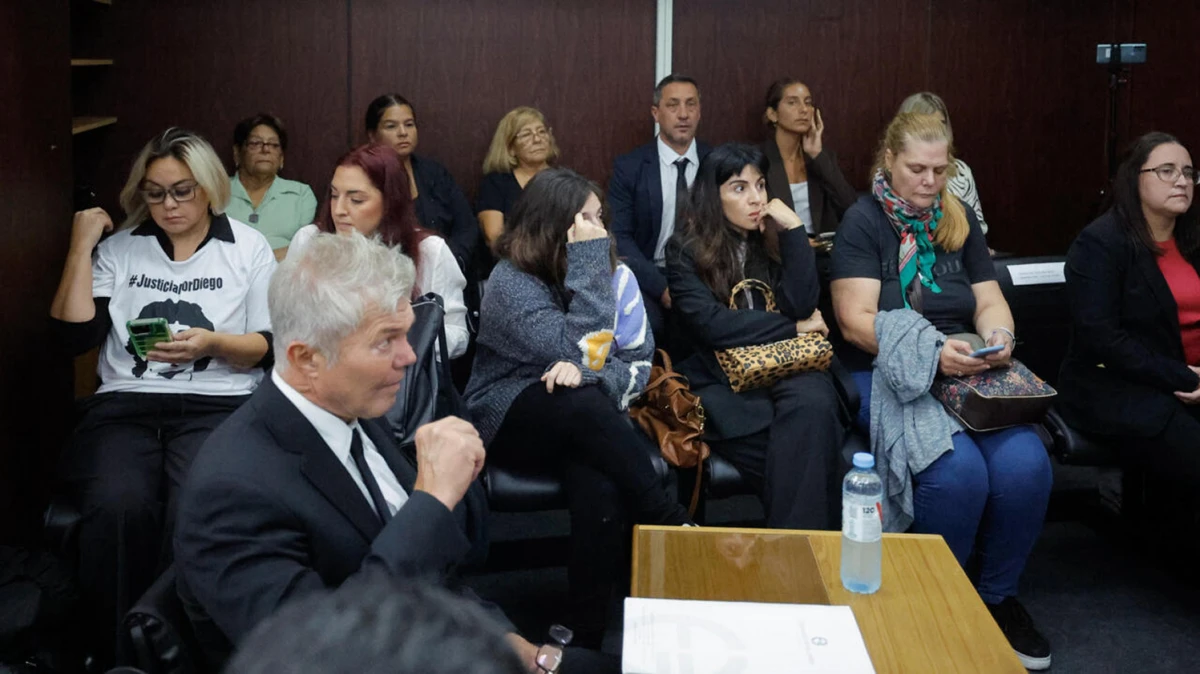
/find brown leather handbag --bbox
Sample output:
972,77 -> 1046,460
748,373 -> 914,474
714,279 -> 834,392
629,349 -> 710,516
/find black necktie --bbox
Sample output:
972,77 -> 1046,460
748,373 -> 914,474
674,157 -> 690,217
349,428 -> 392,524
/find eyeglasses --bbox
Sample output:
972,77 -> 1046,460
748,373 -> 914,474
244,139 -> 282,152
534,624 -> 573,673
1140,164 -> 1200,185
141,181 -> 199,204
515,127 -> 551,144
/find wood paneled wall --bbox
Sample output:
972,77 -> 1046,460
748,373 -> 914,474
0,0 -> 73,541
82,0 -> 1195,258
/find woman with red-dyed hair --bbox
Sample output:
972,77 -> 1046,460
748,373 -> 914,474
289,143 -> 468,357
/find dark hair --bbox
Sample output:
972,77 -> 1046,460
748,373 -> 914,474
233,113 -> 288,151
225,574 -> 525,674
1113,131 -> 1200,261
654,73 -> 701,106
315,143 -> 430,271
365,93 -> 417,133
674,143 -> 776,303
763,77 -> 805,127
494,167 -> 616,288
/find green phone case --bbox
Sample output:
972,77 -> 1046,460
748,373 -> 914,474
126,318 -> 172,360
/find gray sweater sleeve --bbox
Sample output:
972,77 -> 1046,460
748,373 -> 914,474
478,238 -> 617,373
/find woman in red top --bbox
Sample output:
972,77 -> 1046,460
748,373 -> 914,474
1059,131 -> 1200,485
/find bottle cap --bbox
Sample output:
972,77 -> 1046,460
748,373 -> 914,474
852,452 -> 875,469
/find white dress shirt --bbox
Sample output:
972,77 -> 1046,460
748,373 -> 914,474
790,182 -> 814,234
654,136 -> 700,265
272,370 -> 408,516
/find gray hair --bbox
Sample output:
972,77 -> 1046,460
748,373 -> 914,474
270,232 -> 415,368
118,127 -> 231,230
897,92 -> 953,139
225,573 -> 525,674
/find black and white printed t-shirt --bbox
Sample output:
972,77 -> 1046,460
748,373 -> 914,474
92,214 -> 276,395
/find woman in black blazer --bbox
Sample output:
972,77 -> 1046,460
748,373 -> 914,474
1059,131 -> 1200,484
365,94 -> 480,267
666,143 -> 849,530
761,78 -> 857,234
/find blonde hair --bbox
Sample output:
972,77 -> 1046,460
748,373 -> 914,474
897,92 -> 952,139
481,107 -> 559,174
871,112 -> 969,252
118,128 -> 231,230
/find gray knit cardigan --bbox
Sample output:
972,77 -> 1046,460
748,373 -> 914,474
464,238 -> 654,445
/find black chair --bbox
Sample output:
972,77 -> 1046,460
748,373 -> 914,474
121,565 -> 202,674
482,430 -> 674,513
43,495 -> 81,558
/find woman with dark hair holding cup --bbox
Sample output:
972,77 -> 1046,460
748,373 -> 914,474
465,168 -> 690,644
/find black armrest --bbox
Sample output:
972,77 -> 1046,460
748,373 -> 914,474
43,497 -> 82,558
1044,408 -> 1120,466
122,565 -> 201,674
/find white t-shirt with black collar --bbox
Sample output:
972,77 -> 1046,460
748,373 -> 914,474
92,214 -> 276,395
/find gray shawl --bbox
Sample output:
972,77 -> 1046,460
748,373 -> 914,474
871,309 -> 961,531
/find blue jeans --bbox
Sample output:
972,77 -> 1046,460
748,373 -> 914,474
852,370 -> 1053,603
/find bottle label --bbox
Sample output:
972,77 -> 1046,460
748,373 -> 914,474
842,498 -> 883,543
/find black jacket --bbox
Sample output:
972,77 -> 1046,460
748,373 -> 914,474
1057,209 -> 1200,437
610,140 -> 712,299
173,376 -> 498,667
762,137 -> 857,235
411,154 -> 480,266
665,228 -> 821,439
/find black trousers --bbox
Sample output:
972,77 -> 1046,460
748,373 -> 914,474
59,391 -> 246,665
709,371 -> 846,530
1129,403 -> 1200,488
490,384 -> 687,645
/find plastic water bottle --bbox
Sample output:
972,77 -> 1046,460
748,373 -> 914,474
841,452 -> 883,594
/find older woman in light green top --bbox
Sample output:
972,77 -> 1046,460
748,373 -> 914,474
226,113 -> 317,260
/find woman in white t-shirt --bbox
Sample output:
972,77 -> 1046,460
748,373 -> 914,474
48,128 -> 275,666
289,143 -> 469,358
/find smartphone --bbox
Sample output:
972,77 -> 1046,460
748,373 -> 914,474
968,344 -> 1005,358
127,317 -> 173,359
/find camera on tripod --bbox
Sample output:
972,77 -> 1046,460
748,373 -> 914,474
1096,43 -> 1147,65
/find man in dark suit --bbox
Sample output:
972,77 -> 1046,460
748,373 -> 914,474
609,74 -> 711,343
173,232 -> 549,670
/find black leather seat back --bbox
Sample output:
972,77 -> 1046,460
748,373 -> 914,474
993,255 -> 1070,385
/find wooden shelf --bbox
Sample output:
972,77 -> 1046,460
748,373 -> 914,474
71,58 -> 113,66
72,116 -> 117,135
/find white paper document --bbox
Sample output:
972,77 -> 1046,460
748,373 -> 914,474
1006,261 -> 1066,286
622,597 -> 875,674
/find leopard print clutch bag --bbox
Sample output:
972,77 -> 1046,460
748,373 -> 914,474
715,279 -> 834,393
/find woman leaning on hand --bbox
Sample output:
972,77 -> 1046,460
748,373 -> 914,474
830,113 -> 1052,670
1058,132 -> 1200,486
666,143 -> 849,531
761,78 -> 857,234
49,128 -> 275,667
464,167 -> 691,645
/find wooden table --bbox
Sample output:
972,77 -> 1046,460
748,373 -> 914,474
631,526 -> 1024,674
